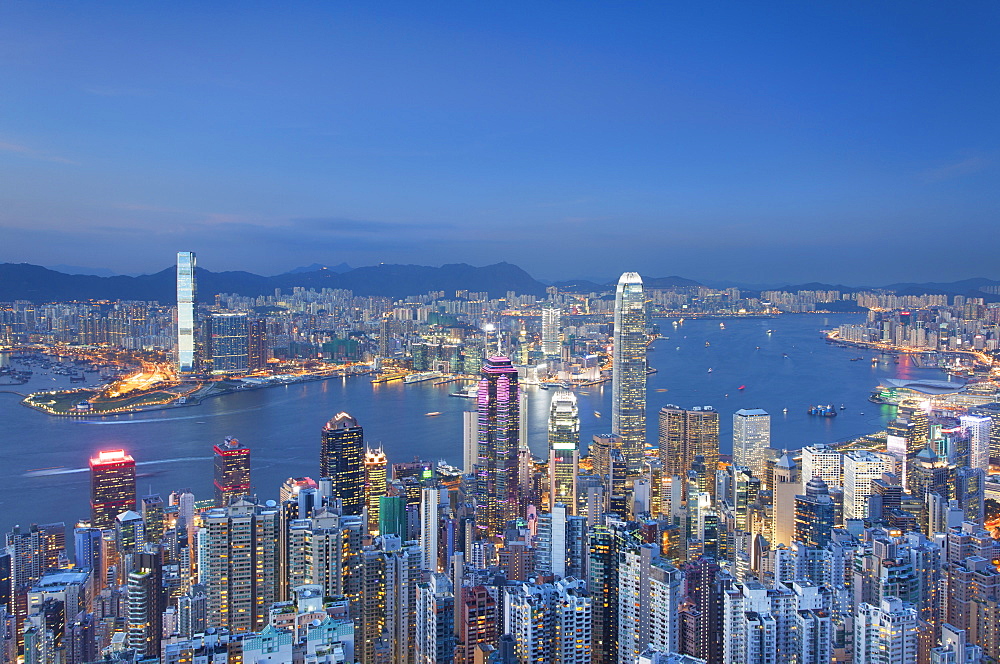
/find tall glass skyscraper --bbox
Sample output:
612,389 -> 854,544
176,251 -> 197,374
612,272 -> 647,473
548,390 -> 580,513
320,412 -> 365,516
207,313 -> 249,375
733,408 -> 771,483
476,356 -> 521,538
541,307 -> 561,358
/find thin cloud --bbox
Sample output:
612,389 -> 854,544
920,155 -> 991,182
0,140 -> 76,165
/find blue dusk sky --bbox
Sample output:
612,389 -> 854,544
0,2 -> 997,284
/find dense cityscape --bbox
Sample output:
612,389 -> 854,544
1,252 -> 1000,663
3,3 -> 998,663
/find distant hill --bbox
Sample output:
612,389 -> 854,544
2,262 -> 996,304
640,275 -> 702,289
549,279 -> 608,293
0,261 -> 547,302
281,262 -> 352,275
46,264 -> 120,277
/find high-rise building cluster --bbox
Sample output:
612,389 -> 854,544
6,267 -> 1000,664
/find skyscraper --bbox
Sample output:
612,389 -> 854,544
541,307 -> 561,357
198,499 -> 281,633
365,447 -> 388,534
476,356 -> 521,537
658,405 -> 719,496
206,312 -> 249,375
843,450 -> 889,521
320,412 -> 366,517
176,251 -> 197,374
247,317 -> 268,372
794,477 -> 836,548
612,272 -> 647,473
502,577 -> 592,664
854,598 -> 918,664
90,450 -> 136,529
733,409 -> 770,484
548,390 -> 580,513
213,437 -> 250,507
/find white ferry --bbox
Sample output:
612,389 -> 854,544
405,371 -> 444,384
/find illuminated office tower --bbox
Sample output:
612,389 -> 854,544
801,445 -> 843,489
476,356 -> 521,537
365,447 -> 388,534
541,306 -> 561,357
969,402 -> 1000,466
90,450 -> 137,529
74,526 -> 102,572
320,412 -> 365,517
212,437 -> 250,507
612,272 -> 647,473
198,498 -> 281,633
139,494 -> 164,543
854,598 -> 918,664
843,451 -> 889,521
377,314 -> 394,359
733,409 -> 770,484
548,391 -> 580,512
247,317 -> 267,371
961,414 -> 992,472
658,405 -> 719,496
176,251 -> 197,374
206,312 -> 249,375
794,477 -> 836,548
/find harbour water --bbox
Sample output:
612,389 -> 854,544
0,313 -> 946,532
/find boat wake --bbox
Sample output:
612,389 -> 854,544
71,405 -> 264,425
24,456 -> 212,477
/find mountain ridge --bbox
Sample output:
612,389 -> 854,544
0,262 -> 996,303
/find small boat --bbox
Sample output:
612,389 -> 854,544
840,404 -> 846,410
705,341 -> 710,347
676,346 -> 681,351
425,412 -> 441,417
707,368 -> 713,373
782,407 -> 788,414
738,385 -> 746,390
719,323 -> 726,330
594,411 -> 602,418
655,388 -> 668,392
766,330 -> 774,335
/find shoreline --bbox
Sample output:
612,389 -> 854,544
20,369 -> 369,419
